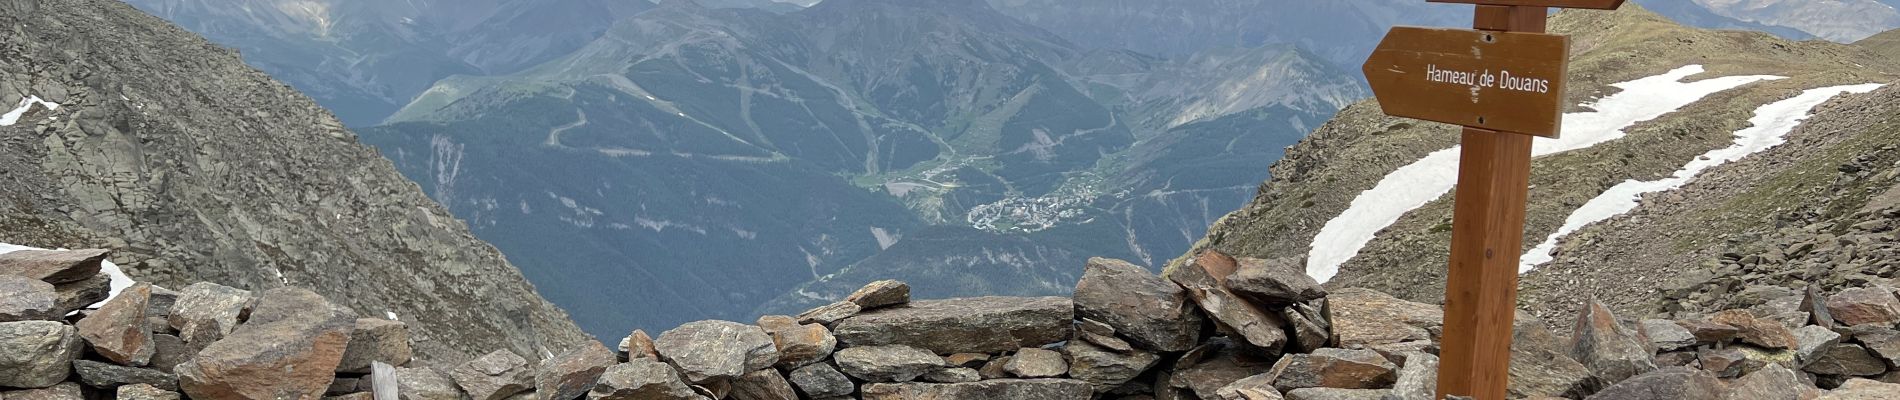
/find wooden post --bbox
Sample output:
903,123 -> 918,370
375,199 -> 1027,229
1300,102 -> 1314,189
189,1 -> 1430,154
1434,5 -> 1545,400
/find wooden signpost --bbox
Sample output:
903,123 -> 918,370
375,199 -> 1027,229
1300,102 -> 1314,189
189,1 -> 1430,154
1362,1 -> 1624,399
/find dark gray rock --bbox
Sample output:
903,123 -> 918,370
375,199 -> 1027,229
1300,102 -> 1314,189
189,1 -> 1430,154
1065,340 -> 1160,392
1569,300 -> 1656,384
1582,367 -> 1722,400
175,288 -> 352,400
534,341 -> 615,400
394,367 -> 465,400
72,359 -> 177,391
654,320 -> 778,384
1283,300 -> 1333,354
0,321 -> 82,388
590,358 -> 701,400
77,282 -> 154,366
166,282 -> 251,349
0,275 -> 58,322
788,363 -> 854,398
1,382 -> 85,400
148,334 -> 189,373
1269,348 -> 1396,392
1805,344 -> 1888,377
50,274 -> 108,318
844,280 -> 910,310
1329,288 -> 1442,348
1639,319 -> 1697,352
860,379 -> 1093,400
834,297 -> 1073,354
1801,285 -> 1838,329
1170,252 -> 1289,352
1072,257 -> 1204,352
448,350 -> 533,400
1171,338 -> 1276,399
0,249 -> 107,284
836,344 -> 945,382
1225,256 -> 1325,305
338,318 -> 412,373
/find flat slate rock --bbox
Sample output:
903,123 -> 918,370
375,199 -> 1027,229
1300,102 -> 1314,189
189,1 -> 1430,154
1071,257 -> 1205,352
1329,288 -> 1443,348
591,358 -> 701,400
1582,367 -> 1722,400
844,280 -> 911,310
835,344 -> 945,383
0,249 -> 108,284
1827,287 -> 1900,327
535,341 -> 615,400
1064,340 -> 1159,392
1225,256 -> 1326,305
1,382 -> 85,400
861,378 -> 1093,400
788,363 -> 854,398
174,288 -> 352,400
449,350 -> 534,400
72,359 -> 178,391
1269,348 -> 1397,392
833,296 -> 1072,354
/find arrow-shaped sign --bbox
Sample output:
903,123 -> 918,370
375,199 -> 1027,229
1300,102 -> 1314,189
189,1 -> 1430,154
1427,0 -> 1626,9
1362,26 -> 1570,137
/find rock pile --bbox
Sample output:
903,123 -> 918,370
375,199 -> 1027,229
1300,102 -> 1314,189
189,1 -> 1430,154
12,246 -> 1900,399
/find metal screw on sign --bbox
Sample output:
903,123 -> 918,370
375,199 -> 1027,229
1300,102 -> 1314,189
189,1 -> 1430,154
1361,1 -> 1626,399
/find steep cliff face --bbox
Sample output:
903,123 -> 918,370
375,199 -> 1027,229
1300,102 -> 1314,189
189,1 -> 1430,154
1175,4 -> 1899,324
0,0 -> 590,363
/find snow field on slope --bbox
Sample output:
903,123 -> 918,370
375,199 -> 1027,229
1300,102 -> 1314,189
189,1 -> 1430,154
1,242 -> 134,309
1519,83 -> 1887,271
1,96 -> 60,126
1306,65 -> 1785,283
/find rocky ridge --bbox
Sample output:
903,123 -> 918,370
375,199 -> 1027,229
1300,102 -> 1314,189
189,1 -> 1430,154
12,246 -> 1900,399
0,0 -> 591,363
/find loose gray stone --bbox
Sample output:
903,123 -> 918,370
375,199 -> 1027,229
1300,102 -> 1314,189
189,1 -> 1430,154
0,275 -> 58,322
175,288 -> 352,400
72,359 -> 177,391
1269,348 -> 1396,392
77,282 -> 154,366
654,320 -> 778,384
395,367 -> 465,400
788,363 -> 854,398
535,341 -> 615,400
1064,340 -> 1159,392
1805,344 -> 1888,377
729,368 -> 798,400
836,344 -> 944,382
1072,257 -> 1204,352
1639,319 -> 1697,352
844,280 -> 910,310
1387,352 -> 1438,400
834,297 -> 1073,354
1225,256 -> 1325,305
0,249 -> 108,284
1569,300 -> 1656,384
1726,364 -> 1818,400
339,318 -> 412,373
1005,348 -> 1069,378
796,302 -> 861,326
1582,367 -> 1722,400
861,379 -> 1092,400
922,367 -> 982,383
116,383 -> 182,400
1171,252 -> 1289,352
166,282 -> 252,349
1284,388 -> 1388,400
589,358 -> 700,400
0,321 -> 83,388
1794,325 -> 1843,367
449,350 -> 533,400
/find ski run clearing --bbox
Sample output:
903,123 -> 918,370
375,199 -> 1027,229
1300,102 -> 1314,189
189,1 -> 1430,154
1519,83 -> 1886,271
1306,65 -> 1786,283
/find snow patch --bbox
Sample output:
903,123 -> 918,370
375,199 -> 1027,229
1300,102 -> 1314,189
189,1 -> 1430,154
1,96 -> 60,126
1306,65 -> 1785,283
0,242 -> 133,309
385,311 -> 400,321
1520,83 -> 1885,271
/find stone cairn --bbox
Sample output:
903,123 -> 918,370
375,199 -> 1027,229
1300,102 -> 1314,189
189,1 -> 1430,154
8,248 -> 1900,399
